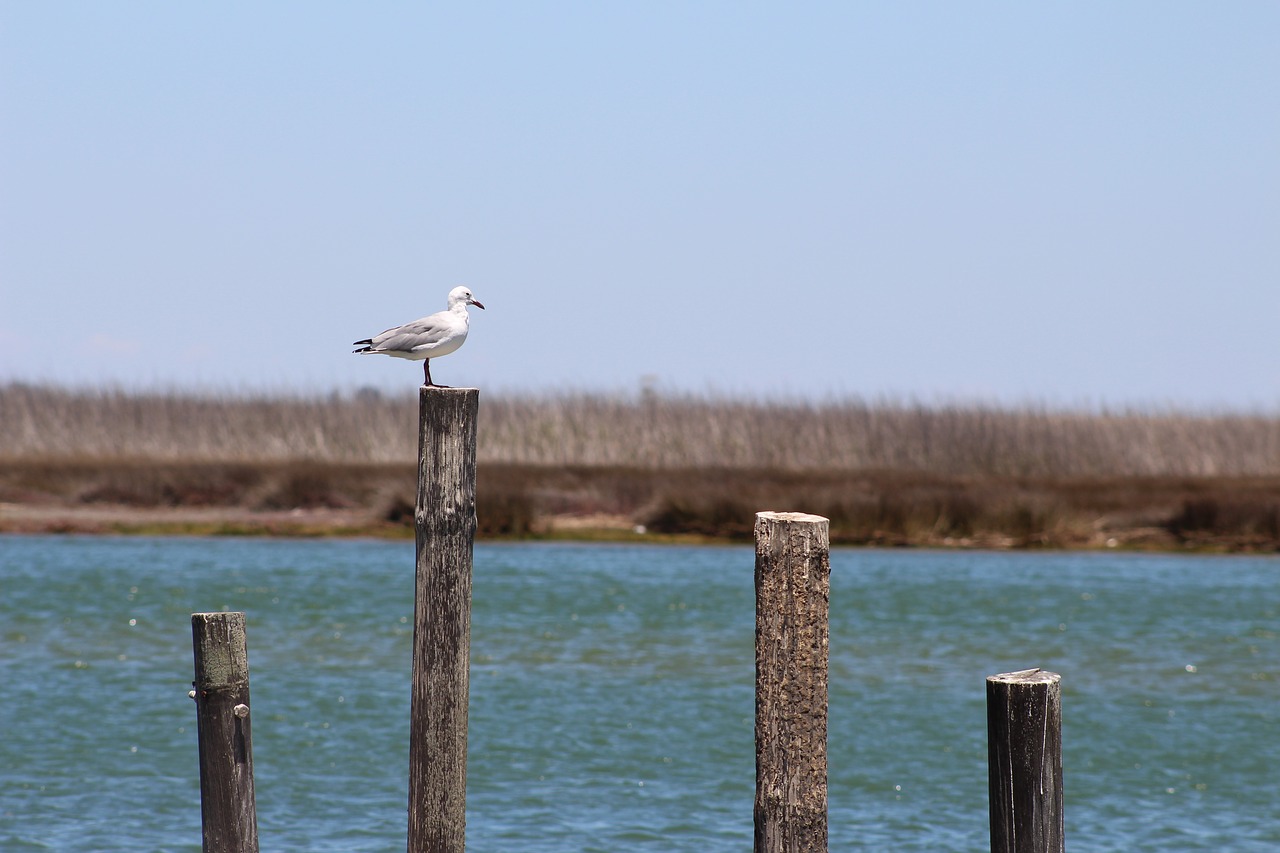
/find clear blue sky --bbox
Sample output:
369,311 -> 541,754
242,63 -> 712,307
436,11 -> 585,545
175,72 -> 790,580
3,3 -> 1277,406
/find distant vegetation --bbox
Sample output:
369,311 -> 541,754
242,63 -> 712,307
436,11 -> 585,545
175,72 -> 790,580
3,382 -> 1280,549
5,382 -> 1280,476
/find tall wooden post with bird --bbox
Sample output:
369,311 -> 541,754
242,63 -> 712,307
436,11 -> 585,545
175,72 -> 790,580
406,386 -> 479,853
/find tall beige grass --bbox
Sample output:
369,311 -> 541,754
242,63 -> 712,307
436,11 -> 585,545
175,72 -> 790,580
4,382 -> 1280,478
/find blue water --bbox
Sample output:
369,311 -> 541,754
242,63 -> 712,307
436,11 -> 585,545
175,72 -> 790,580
1,536 -> 1277,851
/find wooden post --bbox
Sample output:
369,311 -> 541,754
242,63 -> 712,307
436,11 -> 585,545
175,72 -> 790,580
408,387 -> 479,853
986,668 -> 1064,853
191,611 -> 259,853
754,511 -> 830,853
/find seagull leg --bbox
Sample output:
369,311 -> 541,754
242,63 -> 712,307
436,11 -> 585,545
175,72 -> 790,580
422,359 -> 452,388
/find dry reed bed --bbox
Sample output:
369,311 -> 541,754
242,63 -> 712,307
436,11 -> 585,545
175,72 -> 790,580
4,384 -> 1280,548
5,383 -> 1280,477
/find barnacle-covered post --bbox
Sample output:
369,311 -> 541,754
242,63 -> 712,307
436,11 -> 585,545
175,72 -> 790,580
754,511 -> 830,853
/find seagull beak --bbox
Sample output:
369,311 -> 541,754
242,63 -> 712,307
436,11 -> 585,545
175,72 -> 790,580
470,299 -> 486,310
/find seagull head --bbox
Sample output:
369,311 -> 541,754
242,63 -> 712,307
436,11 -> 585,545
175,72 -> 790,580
447,285 -> 485,311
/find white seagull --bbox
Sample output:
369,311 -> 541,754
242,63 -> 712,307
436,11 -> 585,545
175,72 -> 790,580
352,286 -> 485,386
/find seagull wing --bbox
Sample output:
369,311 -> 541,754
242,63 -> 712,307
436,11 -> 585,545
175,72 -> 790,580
370,314 -> 452,352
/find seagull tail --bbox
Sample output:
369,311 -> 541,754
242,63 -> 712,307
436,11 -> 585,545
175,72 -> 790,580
352,339 -> 374,354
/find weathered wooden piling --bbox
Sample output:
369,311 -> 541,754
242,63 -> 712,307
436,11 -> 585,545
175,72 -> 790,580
191,611 -> 259,853
754,511 -> 830,853
986,668 -> 1064,853
408,386 -> 479,853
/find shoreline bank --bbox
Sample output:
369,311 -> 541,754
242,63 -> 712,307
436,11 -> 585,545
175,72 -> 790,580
3,460 -> 1278,552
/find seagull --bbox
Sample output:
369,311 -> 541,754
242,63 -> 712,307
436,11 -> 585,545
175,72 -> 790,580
352,286 -> 485,386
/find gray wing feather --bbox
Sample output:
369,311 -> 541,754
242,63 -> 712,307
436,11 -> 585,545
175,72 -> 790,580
371,317 -> 448,351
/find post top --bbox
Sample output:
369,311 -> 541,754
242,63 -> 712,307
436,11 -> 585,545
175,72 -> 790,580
191,610 -> 246,625
756,511 -> 829,524
418,386 -> 480,393
987,667 -> 1061,685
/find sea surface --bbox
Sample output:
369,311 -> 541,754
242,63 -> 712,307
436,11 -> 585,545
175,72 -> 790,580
1,535 -> 1277,851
